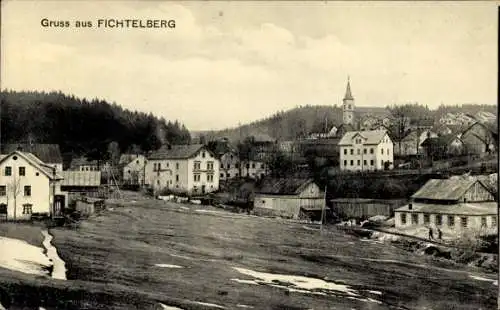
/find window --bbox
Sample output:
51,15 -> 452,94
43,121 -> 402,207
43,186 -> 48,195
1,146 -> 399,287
158,163 -> 162,171
207,174 -> 214,182
194,161 -> 201,170
202,152 -> 206,158
261,164 -> 265,169
436,215 -> 442,226
19,167 -> 26,176
0,186 -> 6,196
461,217 -> 468,228
246,164 -> 250,169
492,216 -> 497,227
363,160 -> 367,166
220,173 -> 224,178
381,149 -> 384,155
136,160 -> 139,164
370,148 -> 374,154
357,149 -> 360,155
344,149 -> 347,155
194,174 -> 201,182
481,217 -> 487,227
227,173 -> 231,178
381,160 -> 384,167
448,216 -> 455,227
357,160 -> 360,166
423,214 -> 430,224
235,163 -> 240,168
350,149 -> 354,155
363,149 -> 367,154
411,213 -> 418,225
176,175 -> 179,182
401,213 -> 407,225
252,163 -> 255,169
5,166 -> 12,176
22,204 -> 32,215
343,160 -> 347,166
153,163 -> 157,171
176,163 -> 179,169
370,160 -> 374,166
387,149 -> 390,155
350,160 -> 353,166
24,186 -> 31,196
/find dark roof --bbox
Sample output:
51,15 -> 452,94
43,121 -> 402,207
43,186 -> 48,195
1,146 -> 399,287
336,123 -> 355,133
396,202 -> 497,215
148,144 -> 206,160
255,178 -> 317,195
420,134 -> 461,148
411,177 -> 491,201
1,143 -> 62,164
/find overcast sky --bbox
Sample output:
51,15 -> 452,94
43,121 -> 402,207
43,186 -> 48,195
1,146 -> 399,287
1,1 -> 497,131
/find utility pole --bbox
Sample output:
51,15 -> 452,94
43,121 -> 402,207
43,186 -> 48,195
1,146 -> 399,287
320,184 -> 327,234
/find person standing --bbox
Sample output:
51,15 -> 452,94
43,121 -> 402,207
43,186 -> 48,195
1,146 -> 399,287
428,227 -> 434,240
437,228 -> 442,240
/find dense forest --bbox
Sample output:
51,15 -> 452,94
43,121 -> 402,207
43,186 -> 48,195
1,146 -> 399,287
0,90 -> 191,158
196,103 -> 497,143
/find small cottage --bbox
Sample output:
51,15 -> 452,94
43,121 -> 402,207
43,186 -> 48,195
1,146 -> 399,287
395,176 -> 497,236
253,178 -> 325,219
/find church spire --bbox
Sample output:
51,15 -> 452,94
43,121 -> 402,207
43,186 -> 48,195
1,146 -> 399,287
343,76 -> 353,101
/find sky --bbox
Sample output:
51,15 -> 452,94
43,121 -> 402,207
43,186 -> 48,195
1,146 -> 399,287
1,1 -> 497,131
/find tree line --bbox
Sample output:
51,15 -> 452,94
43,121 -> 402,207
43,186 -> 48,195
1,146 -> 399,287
0,90 -> 191,160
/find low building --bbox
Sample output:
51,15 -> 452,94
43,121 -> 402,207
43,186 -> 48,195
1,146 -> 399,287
0,151 -> 67,220
461,122 -> 498,156
120,154 -> 147,185
395,129 -> 438,156
420,134 -> 466,159
253,178 -> 325,219
70,157 -> 101,172
395,176 -> 497,236
146,144 -> 220,195
339,130 -> 394,171
60,170 -> 101,200
241,156 -> 267,180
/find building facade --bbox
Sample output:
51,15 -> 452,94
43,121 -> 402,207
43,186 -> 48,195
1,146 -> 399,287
0,151 -> 67,220
395,177 -> 497,236
339,130 -> 394,171
146,144 -> 220,195
121,154 -> 147,185
219,151 -> 240,181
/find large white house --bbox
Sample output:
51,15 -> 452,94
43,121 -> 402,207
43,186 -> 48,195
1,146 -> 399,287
0,151 -> 67,220
145,144 -> 220,195
339,130 -> 394,171
120,154 -> 147,185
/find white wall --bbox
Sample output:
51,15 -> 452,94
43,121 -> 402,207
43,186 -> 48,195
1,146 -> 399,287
187,149 -> 219,194
123,155 -> 146,184
0,154 -> 52,220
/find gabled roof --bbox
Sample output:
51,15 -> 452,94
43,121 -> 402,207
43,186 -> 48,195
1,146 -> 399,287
1,144 -> 62,164
0,151 -> 63,180
396,202 -> 497,215
336,123 -> 355,133
255,178 -> 317,195
119,154 -> 142,165
339,130 -> 389,146
411,177 -> 492,201
60,171 -> 101,187
148,144 -> 208,160
420,134 -> 462,148
343,78 -> 354,101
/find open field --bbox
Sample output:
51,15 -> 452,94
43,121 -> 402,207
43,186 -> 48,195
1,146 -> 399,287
0,196 -> 498,309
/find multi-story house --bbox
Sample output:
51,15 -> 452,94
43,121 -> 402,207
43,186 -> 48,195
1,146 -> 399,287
120,154 -> 147,185
0,151 -> 67,220
241,156 -> 267,180
339,130 -> 394,171
145,144 -> 219,195
1,143 -> 63,172
219,151 -> 240,181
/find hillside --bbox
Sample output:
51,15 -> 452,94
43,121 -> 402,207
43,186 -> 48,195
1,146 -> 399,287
0,90 -> 191,157
195,104 -> 497,143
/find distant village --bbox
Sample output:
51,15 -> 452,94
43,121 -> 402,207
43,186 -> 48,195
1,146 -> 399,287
0,78 -> 498,241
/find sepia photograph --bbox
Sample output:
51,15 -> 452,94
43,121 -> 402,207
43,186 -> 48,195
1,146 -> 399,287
0,1 -> 498,309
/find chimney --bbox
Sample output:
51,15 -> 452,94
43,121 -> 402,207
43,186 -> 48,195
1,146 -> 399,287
408,203 -> 412,210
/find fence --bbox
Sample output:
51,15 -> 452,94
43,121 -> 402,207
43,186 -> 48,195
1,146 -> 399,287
331,198 -> 407,219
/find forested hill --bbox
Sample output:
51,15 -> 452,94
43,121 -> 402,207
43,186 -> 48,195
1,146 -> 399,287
0,90 -> 191,158
195,103 -> 497,143
195,105 -> 388,142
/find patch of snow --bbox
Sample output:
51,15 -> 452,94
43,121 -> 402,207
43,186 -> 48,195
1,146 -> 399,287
179,206 -> 189,210
191,301 -> 225,309
158,303 -> 184,310
155,264 -> 184,268
236,305 -> 254,308
169,253 -> 194,260
0,302 -> 5,310
232,267 -> 381,304
190,200 -> 202,205
42,230 -> 67,280
195,209 -> 226,215
368,290 -> 383,295
469,275 -> 498,285
0,236 -> 51,276
302,225 -> 319,231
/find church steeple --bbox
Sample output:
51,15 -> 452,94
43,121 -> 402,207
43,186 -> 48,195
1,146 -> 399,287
344,76 -> 354,101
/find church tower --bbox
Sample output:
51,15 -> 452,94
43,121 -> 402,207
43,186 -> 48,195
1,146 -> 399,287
342,77 -> 355,125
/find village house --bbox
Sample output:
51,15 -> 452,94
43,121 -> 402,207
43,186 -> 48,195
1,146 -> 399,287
420,134 -> 466,160
339,129 -> 394,171
219,150 -> 240,181
60,170 -> 101,199
241,153 -> 268,180
253,178 -> 325,219
120,154 -> 147,185
1,143 -> 63,172
70,157 -> 111,172
394,176 -> 497,236
460,122 -> 498,157
0,151 -> 67,220
394,129 -> 438,156
359,115 -> 381,131
145,144 -> 220,195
